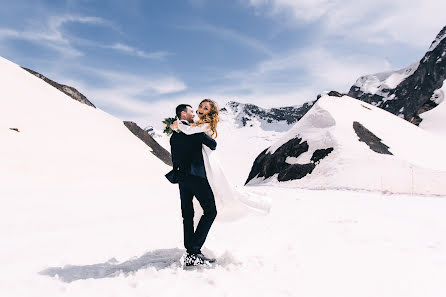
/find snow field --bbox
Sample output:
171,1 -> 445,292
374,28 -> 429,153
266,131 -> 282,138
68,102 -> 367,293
1,186 -> 446,297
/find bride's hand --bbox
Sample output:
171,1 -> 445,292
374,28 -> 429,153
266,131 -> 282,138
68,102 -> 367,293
170,120 -> 180,130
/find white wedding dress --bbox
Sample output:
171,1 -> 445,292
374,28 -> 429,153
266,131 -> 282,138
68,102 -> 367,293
177,122 -> 271,221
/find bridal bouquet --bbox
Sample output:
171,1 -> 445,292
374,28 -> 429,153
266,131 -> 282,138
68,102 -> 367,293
162,117 -> 178,135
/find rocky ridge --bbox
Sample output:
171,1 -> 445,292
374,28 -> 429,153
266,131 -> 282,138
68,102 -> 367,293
348,26 -> 446,125
22,67 -> 96,108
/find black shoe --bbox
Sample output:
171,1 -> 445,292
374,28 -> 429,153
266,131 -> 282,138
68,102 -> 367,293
196,253 -> 216,263
184,253 -> 205,267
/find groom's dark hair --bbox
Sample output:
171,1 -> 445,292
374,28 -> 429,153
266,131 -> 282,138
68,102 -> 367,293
176,104 -> 192,119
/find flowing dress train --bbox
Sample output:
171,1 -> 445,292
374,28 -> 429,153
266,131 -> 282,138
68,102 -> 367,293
177,122 -> 271,221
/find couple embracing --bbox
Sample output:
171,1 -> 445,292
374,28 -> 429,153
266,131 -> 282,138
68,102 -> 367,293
166,99 -> 271,268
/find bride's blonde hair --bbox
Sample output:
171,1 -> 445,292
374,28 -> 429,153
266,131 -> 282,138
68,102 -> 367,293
192,99 -> 220,138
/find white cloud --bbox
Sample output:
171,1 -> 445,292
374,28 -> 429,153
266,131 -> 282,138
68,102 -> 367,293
247,0 -> 333,22
183,23 -> 273,56
0,15 -> 166,60
0,15 -> 111,57
245,0 -> 446,49
82,67 -> 187,95
108,43 -> 170,60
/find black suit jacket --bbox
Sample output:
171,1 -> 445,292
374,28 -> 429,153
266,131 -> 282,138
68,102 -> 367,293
166,123 -> 217,183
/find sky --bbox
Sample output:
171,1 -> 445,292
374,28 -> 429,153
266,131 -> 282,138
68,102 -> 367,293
0,0 -> 445,128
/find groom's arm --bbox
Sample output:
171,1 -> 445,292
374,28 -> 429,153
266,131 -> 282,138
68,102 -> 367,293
197,133 -> 217,150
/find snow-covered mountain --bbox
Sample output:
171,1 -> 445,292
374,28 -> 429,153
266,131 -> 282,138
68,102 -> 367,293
220,100 -> 315,132
246,94 -> 446,195
348,25 -> 446,126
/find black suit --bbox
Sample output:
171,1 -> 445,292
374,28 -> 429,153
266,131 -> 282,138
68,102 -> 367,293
169,121 -> 217,254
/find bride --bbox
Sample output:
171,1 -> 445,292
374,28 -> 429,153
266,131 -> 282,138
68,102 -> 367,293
171,99 -> 271,221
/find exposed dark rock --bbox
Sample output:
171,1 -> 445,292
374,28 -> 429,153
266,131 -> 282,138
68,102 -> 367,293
410,99 -> 439,125
241,116 -> 250,126
317,91 -> 344,99
9,128 -> 20,132
245,137 -> 333,184
327,91 -> 344,97
353,121 -> 392,155
361,104 -> 372,110
22,67 -> 96,108
311,148 -> 334,164
277,163 -> 315,181
123,121 -> 172,166
348,26 -> 446,125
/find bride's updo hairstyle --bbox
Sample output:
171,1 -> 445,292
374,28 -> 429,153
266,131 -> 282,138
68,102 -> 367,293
192,98 -> 220,138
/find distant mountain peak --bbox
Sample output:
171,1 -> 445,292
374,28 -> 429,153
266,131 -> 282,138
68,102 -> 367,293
221,100 -> 315,132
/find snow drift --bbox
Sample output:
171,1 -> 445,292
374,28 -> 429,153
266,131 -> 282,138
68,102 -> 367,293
246,94 -> 446,195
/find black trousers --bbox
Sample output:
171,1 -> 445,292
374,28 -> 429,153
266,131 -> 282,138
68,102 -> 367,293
178,175 -> 217,254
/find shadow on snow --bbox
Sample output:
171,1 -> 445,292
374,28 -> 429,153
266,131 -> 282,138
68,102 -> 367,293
39,248 -> 185,283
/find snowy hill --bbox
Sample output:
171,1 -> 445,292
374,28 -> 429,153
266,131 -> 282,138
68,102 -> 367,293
0,57 -> 172,188
246,94 -> 446,195
348,25 -> 446,126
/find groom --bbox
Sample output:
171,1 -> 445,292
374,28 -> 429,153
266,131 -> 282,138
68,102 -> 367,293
168,104 -> 218,267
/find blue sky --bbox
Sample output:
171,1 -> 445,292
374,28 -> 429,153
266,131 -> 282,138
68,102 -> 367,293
0,0 -> 445,127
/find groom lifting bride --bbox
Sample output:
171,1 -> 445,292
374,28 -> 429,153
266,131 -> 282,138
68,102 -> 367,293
166,99 -> 271,268
167,102 -> 218,267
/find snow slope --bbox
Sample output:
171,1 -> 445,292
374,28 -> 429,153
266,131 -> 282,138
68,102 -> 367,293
0,56 -> 172,188
247,95 -> 446,195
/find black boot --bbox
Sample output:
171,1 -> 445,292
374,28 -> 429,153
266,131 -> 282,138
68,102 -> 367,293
195,253 -> 216,263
